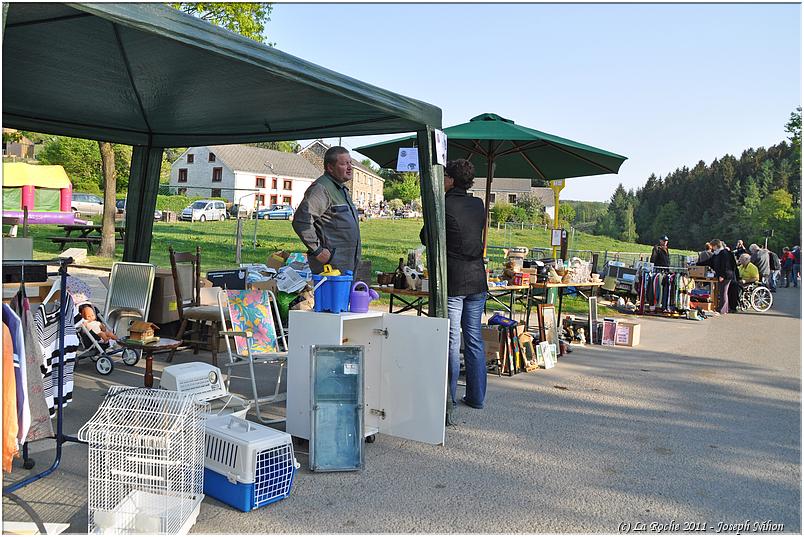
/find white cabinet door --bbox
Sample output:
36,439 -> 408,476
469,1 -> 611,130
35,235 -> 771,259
379,313 -> 449,445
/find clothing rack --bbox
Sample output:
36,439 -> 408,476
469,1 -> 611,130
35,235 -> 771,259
2,257 -> 85,494
636,265 -> 691,316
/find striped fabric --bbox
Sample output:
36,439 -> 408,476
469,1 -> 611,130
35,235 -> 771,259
34,294 -> 79,416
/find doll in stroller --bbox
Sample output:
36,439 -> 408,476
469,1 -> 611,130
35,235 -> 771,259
75,303 -> 140,375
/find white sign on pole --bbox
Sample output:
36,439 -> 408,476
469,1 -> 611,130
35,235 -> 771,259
434,129 -> 448,166
551,229 -> 563,247
396,147 -> 419,172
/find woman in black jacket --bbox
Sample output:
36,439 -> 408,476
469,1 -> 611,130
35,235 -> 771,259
420,159 -> 488,411
698,239 -> 739,313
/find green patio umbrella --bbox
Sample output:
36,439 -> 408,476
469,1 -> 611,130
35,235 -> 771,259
357,113 -> 627,250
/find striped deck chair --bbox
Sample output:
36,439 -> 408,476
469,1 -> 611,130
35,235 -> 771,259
218,289 -> 288,424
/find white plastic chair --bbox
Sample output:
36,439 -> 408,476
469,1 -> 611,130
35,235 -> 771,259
217,288 -> 288,424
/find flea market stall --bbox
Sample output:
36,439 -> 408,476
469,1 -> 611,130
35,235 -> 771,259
2,2 -> 453,532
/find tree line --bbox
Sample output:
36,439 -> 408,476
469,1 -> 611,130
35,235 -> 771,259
593,107 -> 801,252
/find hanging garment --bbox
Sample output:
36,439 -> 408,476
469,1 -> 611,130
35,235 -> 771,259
34,294 -> 79,416
11,292 -> 53,442
3,323 -> 19,473
3,305 -> 30,444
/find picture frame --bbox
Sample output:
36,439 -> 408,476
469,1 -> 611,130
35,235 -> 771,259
601,317 -> 617,346
588,296 -> 599,345
538,304 -> 559,350
539,341 -> 556,369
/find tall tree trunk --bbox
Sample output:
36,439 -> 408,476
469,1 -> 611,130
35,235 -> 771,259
98,141 -> 117,258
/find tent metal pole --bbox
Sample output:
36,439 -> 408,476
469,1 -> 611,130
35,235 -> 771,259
417,127 -> 447,319
123,145 -> 163,262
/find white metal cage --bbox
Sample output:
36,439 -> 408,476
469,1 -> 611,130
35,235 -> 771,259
78,387 -> 208,534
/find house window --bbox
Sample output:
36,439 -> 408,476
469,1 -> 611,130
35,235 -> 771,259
489,193 -> 496,203
271,177 -> 278,189
508,194 -> 517,204
187,153 -> 194,163
255,176 -> 266,188
270,195 -> 278,205
211,188 -> 221,198
257,194 -> 265,206
178,169 -> 188,183
178,187 -> 187,195
208,152 -> 216,162
212,167 -> 222,182
283,180 -> 292,190
282,196 -> 292,204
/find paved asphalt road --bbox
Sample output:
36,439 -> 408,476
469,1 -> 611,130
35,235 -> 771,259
2,273 -> 800,534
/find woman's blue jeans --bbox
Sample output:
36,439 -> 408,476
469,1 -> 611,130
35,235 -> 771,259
447,292 -> 487,408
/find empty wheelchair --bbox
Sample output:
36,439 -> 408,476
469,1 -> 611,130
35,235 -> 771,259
737,281 -> 773,312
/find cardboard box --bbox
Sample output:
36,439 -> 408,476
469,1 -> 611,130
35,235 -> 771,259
289,290 -> 314,311
199,286 -> 223,306
152,268 -> 176,297
482,326 -> 502,352
690,301 -> 713,312
266,250 -> 290,270
148,293 -> 179,324
249,279 -> 278,294
688,265 -> 707,279
614,321 -> 640,347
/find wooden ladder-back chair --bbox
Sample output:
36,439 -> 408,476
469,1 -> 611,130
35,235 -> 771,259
167,245 -> 226,365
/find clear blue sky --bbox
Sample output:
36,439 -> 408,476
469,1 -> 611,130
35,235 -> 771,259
268,3 -> 801,202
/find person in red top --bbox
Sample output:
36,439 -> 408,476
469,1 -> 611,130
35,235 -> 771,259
781,247 -> 796,287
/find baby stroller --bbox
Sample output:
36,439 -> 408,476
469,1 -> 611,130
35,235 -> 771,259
737,281 -> 773,312
74,304 -> 140,375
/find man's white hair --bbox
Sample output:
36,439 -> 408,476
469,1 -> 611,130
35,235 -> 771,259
749,243 -> 759,253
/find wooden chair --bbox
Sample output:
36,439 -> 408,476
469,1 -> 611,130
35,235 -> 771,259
167,245 -> 226,366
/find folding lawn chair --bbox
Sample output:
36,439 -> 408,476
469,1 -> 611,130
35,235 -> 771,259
218,289 -> 288,424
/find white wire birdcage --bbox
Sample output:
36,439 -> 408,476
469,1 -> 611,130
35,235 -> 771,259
78,387 -> 208,535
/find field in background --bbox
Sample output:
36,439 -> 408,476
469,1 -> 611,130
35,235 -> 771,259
29,217 -> 694,273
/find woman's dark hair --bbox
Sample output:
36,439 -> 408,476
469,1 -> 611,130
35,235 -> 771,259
444,159 -> 475,190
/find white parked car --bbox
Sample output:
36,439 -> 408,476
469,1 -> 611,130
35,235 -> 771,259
180,200 -> 227,222
71,193 -> 104,217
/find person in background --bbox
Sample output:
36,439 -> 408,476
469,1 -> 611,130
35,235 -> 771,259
420,159 -> 487,414
650,235 -> 671,268
733,239 -> 748,259
697,242 -> 714,264
697,239 -> 739,314
782,247 -> 795,287
292,146 -> 361,274
768,248 -> 780,292
737,253 -> 760,285
749,243 -> 771,288
793,246 -> 801,288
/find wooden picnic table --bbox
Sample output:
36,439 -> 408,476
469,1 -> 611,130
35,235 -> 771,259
371,283 -> 531,319
49,224 -> 126,253
526,280 -> 605,330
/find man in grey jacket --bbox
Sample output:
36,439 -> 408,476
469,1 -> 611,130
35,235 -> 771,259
749,243 -> 771,287
292,146 -> 361,274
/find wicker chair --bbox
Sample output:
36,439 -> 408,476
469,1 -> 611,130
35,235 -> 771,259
167,245 -> 227,365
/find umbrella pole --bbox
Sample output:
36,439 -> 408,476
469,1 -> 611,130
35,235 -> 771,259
482,155 -> 494,258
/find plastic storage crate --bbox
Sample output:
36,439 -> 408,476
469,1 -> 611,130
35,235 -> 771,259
203,415 -> 298,512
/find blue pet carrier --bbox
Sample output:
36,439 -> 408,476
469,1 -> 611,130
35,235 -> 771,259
203,415 -> 299,512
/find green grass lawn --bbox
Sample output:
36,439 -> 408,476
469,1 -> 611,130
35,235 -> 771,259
27,217 -> 694,274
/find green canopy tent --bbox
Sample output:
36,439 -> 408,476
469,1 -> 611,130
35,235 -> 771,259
357,113 -> 628,251
2,2 -> 450,315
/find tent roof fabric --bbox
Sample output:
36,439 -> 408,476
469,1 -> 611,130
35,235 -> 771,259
204,145 -> 322,178
2,3 -> 441,147
2,163 -> 72,189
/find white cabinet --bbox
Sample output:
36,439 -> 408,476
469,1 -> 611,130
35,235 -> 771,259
286,311 -> 449,445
